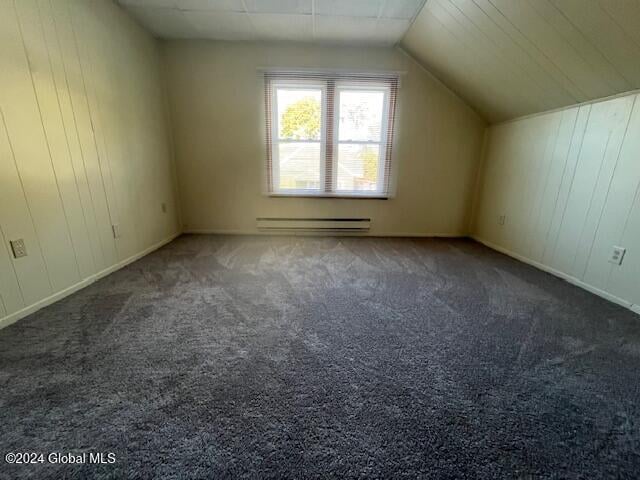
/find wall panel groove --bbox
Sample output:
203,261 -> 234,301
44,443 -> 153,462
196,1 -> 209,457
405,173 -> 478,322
580,95 -> 637,280
0,106 -> 54,301
0,0 -> 180,327
475,91 -> 640,313
67,1 -> 122,262
16,0 -> 85,282
43,0 -> 104,274
1,0 -> 76,293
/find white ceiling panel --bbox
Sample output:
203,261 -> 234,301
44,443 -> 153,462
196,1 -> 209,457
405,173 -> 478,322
126,6 -> 194,38
119,0 -> 177,7
121,0 -> 640,124
314,0 -> 383,18
314,15 -> 379,42
381,0 -> 425,19
251,14 -> 313,42
182,11 -> 254,40
374,18 -> 413,42
184,0 -> 245,12
244,0 -> 312,15
117,0 -> 427,45
120,0 -> 244,10
314,15 -> 409,46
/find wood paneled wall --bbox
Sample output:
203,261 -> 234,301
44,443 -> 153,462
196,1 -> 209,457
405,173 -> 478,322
0,0 -> 180,327
474,91 -> 640,313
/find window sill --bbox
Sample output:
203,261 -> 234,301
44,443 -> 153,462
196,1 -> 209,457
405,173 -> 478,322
268,193 -> 389,200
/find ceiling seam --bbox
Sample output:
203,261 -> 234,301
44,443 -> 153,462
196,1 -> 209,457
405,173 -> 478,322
512,0 -> 611,100
239,0 -> 256,39
470,0 -> 573,106
598,2 -> 640,59
311,0 -> 316,39
487,0 -> 590,101
395,0 -> 428,48
546,0 -> 634,90
437,0 -> 554,118
470,0 -> 573,103
448,0 -> 566,111
526,0 -> 627,94
483,0 -> 585,103
421,1 -> 514,120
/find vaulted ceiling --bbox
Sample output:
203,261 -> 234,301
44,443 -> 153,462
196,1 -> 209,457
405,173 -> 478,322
401,0 -> 640,122
117,0 -> 427,46
118,0 -> 640,123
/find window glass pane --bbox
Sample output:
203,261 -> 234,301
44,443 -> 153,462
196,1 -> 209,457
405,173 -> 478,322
336,144 -> 380,192
277,88 -> 322,140
338,90 -> 385,142
277,142 -> 321,190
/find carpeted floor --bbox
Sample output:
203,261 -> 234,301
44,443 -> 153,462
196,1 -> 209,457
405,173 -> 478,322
1,235 -> 639,479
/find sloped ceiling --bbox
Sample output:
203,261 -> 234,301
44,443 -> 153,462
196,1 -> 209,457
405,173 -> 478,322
401,0 -> 640,123
117,0 -> 427,46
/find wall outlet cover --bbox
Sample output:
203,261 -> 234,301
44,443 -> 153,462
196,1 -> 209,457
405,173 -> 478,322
10,239 -> 27,258
609,246 -> 626,265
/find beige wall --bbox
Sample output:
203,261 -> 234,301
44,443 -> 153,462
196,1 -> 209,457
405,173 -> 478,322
163,41 -> 486,236
473,91 -> 640,313
0,0 -> 180,328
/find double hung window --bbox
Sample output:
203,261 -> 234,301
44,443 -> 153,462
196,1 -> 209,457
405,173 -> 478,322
265,71 -> 398,198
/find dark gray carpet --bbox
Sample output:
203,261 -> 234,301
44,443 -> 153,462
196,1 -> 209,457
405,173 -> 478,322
1,235 -> 639,479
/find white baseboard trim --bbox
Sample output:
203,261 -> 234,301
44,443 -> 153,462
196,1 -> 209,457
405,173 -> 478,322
183,228 -> 468,238
0,232 -> 181,331
471,235 -> 638,315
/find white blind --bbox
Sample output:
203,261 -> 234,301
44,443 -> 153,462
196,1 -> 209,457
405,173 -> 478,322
264,71 -> 399,198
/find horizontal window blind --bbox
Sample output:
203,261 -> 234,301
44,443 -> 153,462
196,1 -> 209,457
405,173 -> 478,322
264,71 -> 399,198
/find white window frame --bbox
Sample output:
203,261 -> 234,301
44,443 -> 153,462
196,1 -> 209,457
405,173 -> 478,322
333,82 -> 391,197
271,80 -> 327,196
267,76 -> 395,199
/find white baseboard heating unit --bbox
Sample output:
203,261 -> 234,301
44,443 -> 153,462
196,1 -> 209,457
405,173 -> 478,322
256,217 -> 371,233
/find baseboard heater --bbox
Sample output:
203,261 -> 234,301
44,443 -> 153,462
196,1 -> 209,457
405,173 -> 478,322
256,217 -> 371,233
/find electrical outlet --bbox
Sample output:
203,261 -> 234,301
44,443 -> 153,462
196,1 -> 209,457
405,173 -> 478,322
112,224 -> 120,239
609,246 -> 626,266
10,239 -> 27,258
161,202 -> 167,213
498,214 -> 506,226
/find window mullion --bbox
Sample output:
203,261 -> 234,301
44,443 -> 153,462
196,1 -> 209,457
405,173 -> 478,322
324,79 -> 336,194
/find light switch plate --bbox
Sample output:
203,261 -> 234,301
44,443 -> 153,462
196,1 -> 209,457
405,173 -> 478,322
112,224 -> 120,239
10,239 -> 27,258
609,246 -> 626,265
498,214 -> 506,226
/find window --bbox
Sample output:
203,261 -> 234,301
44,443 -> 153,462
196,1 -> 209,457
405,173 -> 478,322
265,71 -> 398,198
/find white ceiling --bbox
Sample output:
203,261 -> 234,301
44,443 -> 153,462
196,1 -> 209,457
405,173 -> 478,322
117,0 -> 427,45
120,0 -> 640,123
